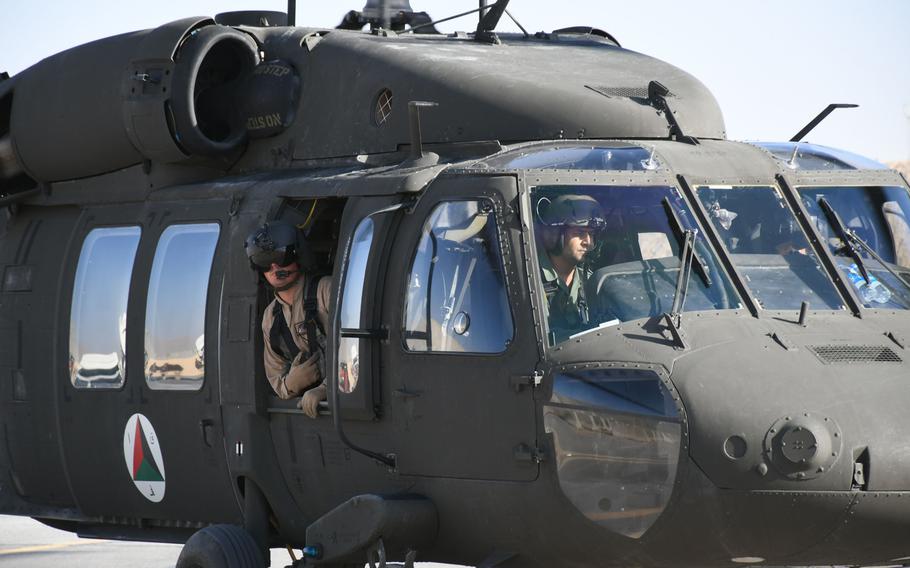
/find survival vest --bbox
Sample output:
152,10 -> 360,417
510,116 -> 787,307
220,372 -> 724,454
268,275 -> 326,363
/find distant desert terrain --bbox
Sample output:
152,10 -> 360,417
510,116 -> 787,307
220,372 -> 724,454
888,160 -> 910,178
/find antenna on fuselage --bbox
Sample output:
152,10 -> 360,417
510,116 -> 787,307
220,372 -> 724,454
790,103 -> 858,142
287,0 -> 295,25
405,101 -> 440,166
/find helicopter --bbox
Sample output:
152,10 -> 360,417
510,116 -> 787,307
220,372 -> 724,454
2,0 -> 910,566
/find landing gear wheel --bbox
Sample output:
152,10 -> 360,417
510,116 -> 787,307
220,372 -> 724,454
177,524 -> 263,568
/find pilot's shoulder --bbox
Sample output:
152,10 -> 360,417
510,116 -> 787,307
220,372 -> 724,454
261,296 -> 279,330
316,275 -> 332,310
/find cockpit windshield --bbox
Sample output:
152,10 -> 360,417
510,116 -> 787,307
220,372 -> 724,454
531,185 -> 740,344
799,185 -> 910,310
695,186 -> 844,310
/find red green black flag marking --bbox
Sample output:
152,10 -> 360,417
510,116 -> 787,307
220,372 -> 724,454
132,419 -> 164,482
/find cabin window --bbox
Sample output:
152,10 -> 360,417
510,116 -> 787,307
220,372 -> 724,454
69,226 -> 141,389
403,199 -> 514,353
145,223 -> 220,390
337,217 -> 373,394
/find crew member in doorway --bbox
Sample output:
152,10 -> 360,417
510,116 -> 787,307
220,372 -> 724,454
246,221 -> 331,418
536,194 -> 606,341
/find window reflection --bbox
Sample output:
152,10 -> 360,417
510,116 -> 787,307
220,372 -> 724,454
338,218 -> 373,394
145,224 -> 219,390
480,145 -> 657,171
544,369 -> 681,539
403,200 -> 514,353
70,226 -> 140,389
750,142 -> 888,171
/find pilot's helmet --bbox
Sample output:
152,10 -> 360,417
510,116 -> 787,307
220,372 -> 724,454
538,194 -> 606,230
245,220 -> 315,272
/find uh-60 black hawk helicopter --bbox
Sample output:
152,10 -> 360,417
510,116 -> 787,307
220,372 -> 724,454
2,0 -> 910,566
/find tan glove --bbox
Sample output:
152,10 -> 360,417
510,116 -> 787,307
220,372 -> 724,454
285,351 -> 322,396
298,384 -> 327,419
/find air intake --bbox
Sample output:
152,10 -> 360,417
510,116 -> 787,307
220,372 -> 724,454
586,85 -> 650,100
8,18 -> 261,183
809,345 -> 902,364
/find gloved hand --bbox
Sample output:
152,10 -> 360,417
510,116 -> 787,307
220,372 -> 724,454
298,384 -> 327,418
285,351 -> 321,396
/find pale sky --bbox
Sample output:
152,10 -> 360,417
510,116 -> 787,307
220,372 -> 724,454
3,0 -> 909,162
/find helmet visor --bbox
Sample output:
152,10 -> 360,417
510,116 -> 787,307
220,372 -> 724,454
540,195 -> 607,230
249,247 -> 295,271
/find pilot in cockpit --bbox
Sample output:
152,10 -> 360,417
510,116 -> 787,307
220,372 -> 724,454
536,194 -> 607,341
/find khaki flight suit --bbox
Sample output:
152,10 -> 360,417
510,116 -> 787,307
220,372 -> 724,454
261,275 -> 332,399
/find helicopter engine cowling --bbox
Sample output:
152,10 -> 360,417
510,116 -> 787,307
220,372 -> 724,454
5,18 -> 261,184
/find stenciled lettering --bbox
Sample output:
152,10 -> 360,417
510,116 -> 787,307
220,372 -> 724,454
246,113 -> 284,130
254,65 -> 292,78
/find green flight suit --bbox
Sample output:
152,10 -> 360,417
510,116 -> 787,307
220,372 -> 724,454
539,251 -> 589,341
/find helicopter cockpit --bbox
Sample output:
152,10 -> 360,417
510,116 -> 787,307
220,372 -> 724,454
530,183 -> 740,342
471,141 -> 910,346
752,142 -> 910,308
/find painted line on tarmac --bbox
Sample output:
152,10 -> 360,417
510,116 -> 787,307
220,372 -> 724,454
0,541 -> 95,555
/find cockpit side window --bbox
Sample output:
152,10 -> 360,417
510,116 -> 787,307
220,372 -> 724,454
403,199 -> 514,353
145,223 -> 220,390
70,226 -> 141,389
337,217 -> 373,394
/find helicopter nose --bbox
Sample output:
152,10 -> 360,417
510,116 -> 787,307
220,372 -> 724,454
662,336 -> 910,560
673,341 -> 910,493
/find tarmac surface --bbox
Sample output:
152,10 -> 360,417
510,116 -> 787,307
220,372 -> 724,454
0,515 -> 459,567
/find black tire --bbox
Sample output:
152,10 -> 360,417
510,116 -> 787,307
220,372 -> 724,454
176,524 -> 264,568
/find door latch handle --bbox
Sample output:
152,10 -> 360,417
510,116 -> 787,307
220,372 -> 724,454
510,371 -> 542,393
199,418 -> 214,448
513,442 -> 545,463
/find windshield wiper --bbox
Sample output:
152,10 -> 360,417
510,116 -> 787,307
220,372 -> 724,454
669,228 -> 696,316
660,198 -> 708,350
818,197 -> 910,294
818,197 -> 871,283
662,198 -> 711,287
660,227 -> 694,350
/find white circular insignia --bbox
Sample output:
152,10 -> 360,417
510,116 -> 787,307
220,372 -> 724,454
122,413 -> 166,503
